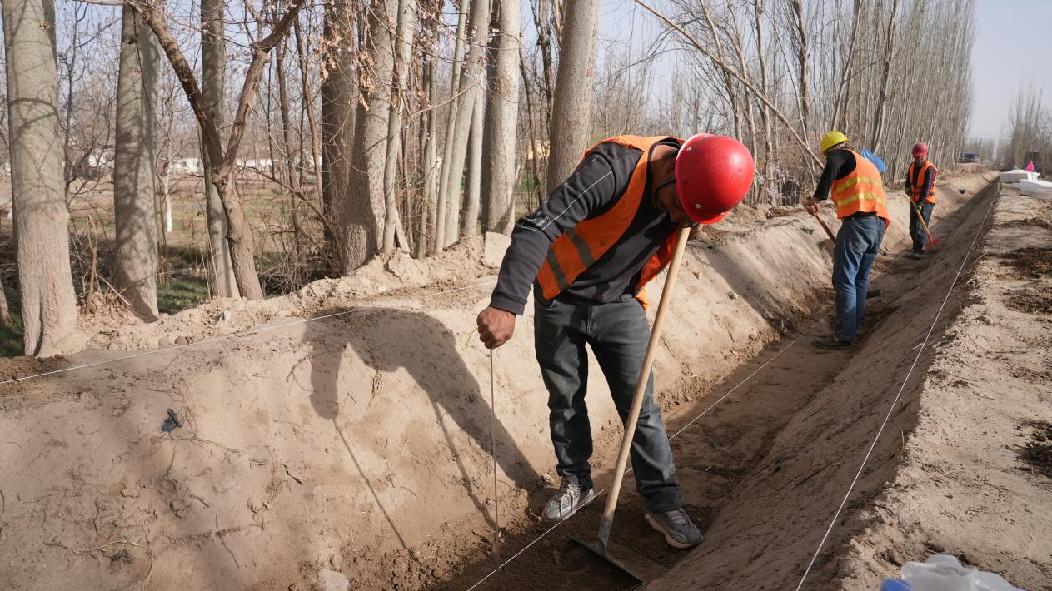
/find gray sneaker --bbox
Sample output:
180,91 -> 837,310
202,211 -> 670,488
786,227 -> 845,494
541,478 -> 595,522
645,508 -> 702,549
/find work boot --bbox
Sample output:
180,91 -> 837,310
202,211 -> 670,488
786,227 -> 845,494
541,478 -> 595,522
646,508 -> 703,549
911,250 -> 924,260
813,336 -> 852,350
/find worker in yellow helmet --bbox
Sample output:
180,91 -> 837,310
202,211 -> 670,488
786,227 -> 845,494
804,131 -> 890,350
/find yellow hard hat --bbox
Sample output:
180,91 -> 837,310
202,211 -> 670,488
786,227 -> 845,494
819,130 -> 848,153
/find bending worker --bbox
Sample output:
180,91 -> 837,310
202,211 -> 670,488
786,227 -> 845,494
806,131 -> 889,350
476,134 -> 754,549
906,142 -> 937,259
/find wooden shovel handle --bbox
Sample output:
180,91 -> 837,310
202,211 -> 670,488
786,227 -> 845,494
599,226 -> 691,539
812,211 -> 837,241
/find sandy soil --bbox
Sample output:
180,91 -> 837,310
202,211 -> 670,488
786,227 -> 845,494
644,180 -> 1051,590
4,172 -> 1045,591
833,185 -> 1052,589
0,200 -> 837,590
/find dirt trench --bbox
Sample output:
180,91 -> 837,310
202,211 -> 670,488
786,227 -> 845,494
444,176 -> 1041,590
0,173 -> 1024,591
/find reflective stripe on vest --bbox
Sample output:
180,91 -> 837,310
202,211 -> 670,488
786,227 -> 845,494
830,149 -> 890,224
908,160 -> 937,204
536,135 -> 682,306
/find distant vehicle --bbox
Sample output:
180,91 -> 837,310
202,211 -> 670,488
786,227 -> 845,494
958,152 -> 979,163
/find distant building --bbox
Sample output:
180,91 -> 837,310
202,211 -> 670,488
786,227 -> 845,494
235,159 -> 275,173
168,158 -> 202,175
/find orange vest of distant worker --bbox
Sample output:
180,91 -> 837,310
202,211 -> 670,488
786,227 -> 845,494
536,135 -> 682,309
908,160 -> 938,204
830,149 -> 891,224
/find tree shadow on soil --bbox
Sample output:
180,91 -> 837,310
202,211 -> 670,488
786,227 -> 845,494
303,307 -> 540,535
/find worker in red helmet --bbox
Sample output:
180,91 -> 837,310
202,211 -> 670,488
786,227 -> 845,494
476,134 -> 754,549
906,142 -> 938,259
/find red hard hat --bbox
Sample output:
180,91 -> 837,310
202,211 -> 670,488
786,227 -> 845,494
912,142 -> 928,157
674,134 -> 755,225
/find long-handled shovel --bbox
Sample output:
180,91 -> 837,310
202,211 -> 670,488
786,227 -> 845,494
810,210 -> 838,242
909,200 -> 939,250
567,225 -> 692,584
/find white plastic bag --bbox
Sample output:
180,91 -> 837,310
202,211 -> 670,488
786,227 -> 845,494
900,554 -> 1023,591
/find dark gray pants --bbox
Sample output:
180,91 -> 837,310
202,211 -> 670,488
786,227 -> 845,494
909,201 -> 934,253
534,294 -> 682,513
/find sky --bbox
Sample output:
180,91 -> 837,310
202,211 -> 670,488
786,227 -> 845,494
590,0 -> 1052,142
969,0 -> 1052,140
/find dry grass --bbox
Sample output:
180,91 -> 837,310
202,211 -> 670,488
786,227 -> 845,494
0,172 -> 329,354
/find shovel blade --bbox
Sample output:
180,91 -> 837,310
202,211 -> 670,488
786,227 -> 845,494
560,536 -> 664,588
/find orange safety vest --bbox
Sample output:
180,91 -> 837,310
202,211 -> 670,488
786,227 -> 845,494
535,135 -> 683,309
830,149 -> 890,224
908,160 -> 937,204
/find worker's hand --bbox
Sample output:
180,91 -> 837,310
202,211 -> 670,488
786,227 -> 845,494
803,199 -> 819,216
477,306 -> 516,349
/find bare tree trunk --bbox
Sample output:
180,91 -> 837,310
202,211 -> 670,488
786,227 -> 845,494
418,52 -> 438,259
870,0 -> 901,156
134,0 -> 305,299
276,40 -> 300,197
113,6 -> 159,321
3,0 -> 78,355
461,86 -> 483,238
698,2 -> 742,140
294,19 -> 324,214
275,37 -> 302,271
60,2 -> 81,202
342,0 -> 396,271
727,17 -> 757,159
264,56 -> 279,187
382,0 -> 415,254
533,0 -> 559,124
202,0 -> 238,298
435,3 -> 468,251
0,276 -> 11,327
547,0 -> 599,193
440,0 -> 490,247
752,0 -> 773,165
321,0 -> 355,269
831,0 -> 861,131
520,47 -> 544,209
788,0 -> 811,140
483,0 -> 521,235
161,156 -> 172,234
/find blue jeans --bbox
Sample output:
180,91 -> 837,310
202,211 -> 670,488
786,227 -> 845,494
909,201 -> 934,252
833,213 -> 886,343
533,294 -> 682,513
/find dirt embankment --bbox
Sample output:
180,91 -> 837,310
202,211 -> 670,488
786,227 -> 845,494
833,185 -> 1052,589
646,180 -> 1051,590
0,172 -> 1007,591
